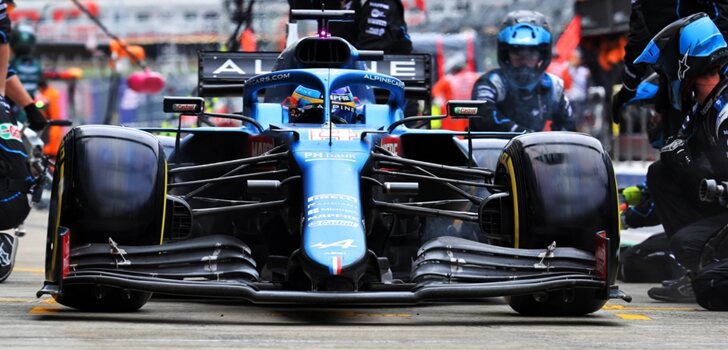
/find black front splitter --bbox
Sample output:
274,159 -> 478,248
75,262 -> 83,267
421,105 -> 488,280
39,270 -> 631,305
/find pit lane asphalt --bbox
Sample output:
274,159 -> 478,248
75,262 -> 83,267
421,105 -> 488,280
2,208 -> 727,349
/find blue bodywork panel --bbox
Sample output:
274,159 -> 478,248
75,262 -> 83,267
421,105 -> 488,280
242,69 -> 406,275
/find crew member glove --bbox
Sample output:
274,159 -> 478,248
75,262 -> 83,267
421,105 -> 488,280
660,137 -> 692,171
24,103 -> 47,131
611,87 -> 636,125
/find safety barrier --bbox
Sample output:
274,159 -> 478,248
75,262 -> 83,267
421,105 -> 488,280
611,103 -> 659,163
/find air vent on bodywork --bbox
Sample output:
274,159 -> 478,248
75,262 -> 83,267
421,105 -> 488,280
166,195 -> 193,242
295,37 -> 352,68
478,194 -> 512,245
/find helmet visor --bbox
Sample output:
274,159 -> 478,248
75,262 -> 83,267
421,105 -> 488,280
508,47 -> 541,68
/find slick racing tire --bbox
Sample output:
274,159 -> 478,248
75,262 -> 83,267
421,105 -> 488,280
47,126 -> 166,311
495,132 -> 619,316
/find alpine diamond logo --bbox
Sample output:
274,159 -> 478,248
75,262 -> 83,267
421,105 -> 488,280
311,239 -> 357,249
678,51 -> 690,80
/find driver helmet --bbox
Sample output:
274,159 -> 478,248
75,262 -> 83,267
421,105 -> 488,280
497,10 -> 552,90
634,13 -> 728,112
330,86 -> 358,123
287,85 -> 324,123
284,85 -> 358,123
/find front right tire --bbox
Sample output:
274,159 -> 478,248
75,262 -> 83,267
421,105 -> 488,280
496,132 -> 619,316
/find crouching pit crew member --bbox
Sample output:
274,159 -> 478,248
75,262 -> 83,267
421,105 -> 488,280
633,13 -> 728,303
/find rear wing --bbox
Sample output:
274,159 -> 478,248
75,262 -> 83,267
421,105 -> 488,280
198,51 -> 432,111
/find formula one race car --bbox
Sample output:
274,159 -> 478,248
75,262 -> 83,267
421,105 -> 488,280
38,10 -> 629,315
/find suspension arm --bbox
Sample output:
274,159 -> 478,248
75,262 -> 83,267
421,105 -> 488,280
372,199 -> 479,222
169,149 -> 288,175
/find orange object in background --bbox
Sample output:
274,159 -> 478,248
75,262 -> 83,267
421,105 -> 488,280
431,69 -> 480,131
542,119 -> 552,132
240,27 -> 257,52
110,40 -> 146,62
37,84 -> 63,157
548,15 -> 581,90
63,67 -> 84,80
109,39 -> 126,57
598,36 -> 627,72
44,67 -> 85,81
109,40 -> 147,73
52,1 -> 99,22
440,116 -> 469,132
125,45 -> 146,62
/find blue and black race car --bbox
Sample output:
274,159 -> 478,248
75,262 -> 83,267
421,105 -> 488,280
38,10 -> 629,316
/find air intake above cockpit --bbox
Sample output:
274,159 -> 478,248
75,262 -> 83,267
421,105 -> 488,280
295,37 -> 352,68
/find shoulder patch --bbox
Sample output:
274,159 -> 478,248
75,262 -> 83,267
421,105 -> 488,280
544,73 -> 564,101
713,95 -> 726,113
486,70 -> 507,102
0,122 -> 23,143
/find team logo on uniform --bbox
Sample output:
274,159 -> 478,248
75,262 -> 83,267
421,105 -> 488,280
678,51 -> 690,80
0,123 -> 22,142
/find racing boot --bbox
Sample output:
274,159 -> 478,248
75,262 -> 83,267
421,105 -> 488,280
648,274 -> 696,303
0,232 -> 18,282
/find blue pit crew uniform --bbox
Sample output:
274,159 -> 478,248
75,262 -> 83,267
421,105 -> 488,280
0,0 -> 32,231
470,70 -> 575,132
0,100 -> 32,231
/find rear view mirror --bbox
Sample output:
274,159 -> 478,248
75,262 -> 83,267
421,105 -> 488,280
447,100 -> 487,119
163,96 -> 204,114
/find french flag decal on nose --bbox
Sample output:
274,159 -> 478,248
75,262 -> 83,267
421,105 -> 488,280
331,256 -> 343,275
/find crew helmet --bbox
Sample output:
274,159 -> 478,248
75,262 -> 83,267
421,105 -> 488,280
635,13 -> 728,112
10,24 -> 36,56
497,10 -> 552,90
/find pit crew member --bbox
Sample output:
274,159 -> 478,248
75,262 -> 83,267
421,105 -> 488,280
612,0 -> 728,142
470,10 -> 575,132
634,13 -> 728,302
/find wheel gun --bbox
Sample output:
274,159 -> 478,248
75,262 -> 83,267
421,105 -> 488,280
699,179 -> 728,206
